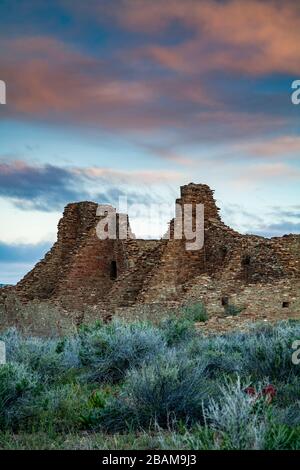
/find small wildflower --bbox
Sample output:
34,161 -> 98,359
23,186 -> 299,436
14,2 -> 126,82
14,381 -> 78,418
244,386 -> 256,396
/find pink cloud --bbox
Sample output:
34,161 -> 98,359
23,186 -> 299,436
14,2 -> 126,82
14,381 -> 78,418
0,7 -> 295,150
234,162 -> 300,187
74,166 -> 182,183
0,36 -> 160,117
239,136 -> 300,158
115,0 -> 300,75
0,34 -> 232,145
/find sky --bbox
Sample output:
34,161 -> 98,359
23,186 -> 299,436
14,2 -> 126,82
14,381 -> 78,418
0,0 -> 300,284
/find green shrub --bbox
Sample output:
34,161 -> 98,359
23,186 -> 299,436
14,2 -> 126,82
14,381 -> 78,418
204,377 -> 267,450
79,319 -> 166,383
1,328 -> 81,382
242,330 -> 297,381
275,377 -> 300,408
274,403 -> 300,427
159,317 -> 196,346
263,419 -> 299,450
99,351 -> 214,432
182,302 -> 208,322
1,319 -> 300,448
14,384 -> 89,432
224,304 -> 244,316
0,363 -> 38,429
156,424 -> 216,450
202,350 -> 243,379
90,396 -> 139,433
80,386 -> 119,429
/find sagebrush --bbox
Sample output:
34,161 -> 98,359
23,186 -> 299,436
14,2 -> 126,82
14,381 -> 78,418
1,317 -> 300,449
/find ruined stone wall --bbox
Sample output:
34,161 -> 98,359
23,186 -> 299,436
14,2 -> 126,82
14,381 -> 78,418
15,202 -> 98,301
183,274 -> 300,317
1,182 -> 299,326
137,184 -> 219,303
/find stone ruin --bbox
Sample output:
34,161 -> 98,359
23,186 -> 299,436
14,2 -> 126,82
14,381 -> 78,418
1,183 -> 300,325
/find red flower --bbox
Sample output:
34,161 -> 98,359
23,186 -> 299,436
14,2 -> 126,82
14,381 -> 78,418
244,386 -> 256,396
244,384 -> 276,404
262,384 -> 276,402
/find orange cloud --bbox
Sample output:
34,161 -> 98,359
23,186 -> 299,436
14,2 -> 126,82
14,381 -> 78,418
115,0 -> 300,75
0,11 -> 293,147
0,34 -> 223,137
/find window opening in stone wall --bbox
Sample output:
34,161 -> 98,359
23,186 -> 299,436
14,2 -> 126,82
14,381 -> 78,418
242,255 -> 251,266
282,301 -> 290,308
220,246 -> 228,260
110,260 -> 117,280
221,296 -> 229,306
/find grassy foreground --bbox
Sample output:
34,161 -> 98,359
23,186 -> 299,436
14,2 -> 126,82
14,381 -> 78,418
1,308 -> 300,450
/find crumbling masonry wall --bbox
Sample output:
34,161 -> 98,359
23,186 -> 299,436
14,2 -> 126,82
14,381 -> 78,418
1,183 -> 299,322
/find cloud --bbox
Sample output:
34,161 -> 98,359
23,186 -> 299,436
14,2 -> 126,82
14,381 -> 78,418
78,166 -> 182,184
111,0 -> 300,75
0,0 -> 299,166
268,206 -> 300,219
0,238 -> 52,284
0,160 -> 181,212
0,160 -> 90,211
235,136 -> 300,158
0,240 -> 52,263
0,36 -> 165,131
0,262 -> 37,285
233,163 -> 300,187
0,21 -> 293,146
251,221 -> 300,238
221,201 -> 300,237
1,36 -> 152,110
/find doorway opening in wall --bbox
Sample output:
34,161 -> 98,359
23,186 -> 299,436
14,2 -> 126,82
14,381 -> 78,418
220,246 -> 228,261
242,255 -> 251,266
221,296 -> 229,306
110,261 -> 117,280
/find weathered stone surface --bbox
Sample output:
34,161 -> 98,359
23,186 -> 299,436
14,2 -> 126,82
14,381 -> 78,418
1,183 -> 299,325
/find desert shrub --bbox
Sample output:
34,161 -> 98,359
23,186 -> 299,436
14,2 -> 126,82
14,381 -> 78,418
186,327 -> 250,357
273,402 -> 300,427
0,363 -> 38,429
166,320 -> 300,383
79,319 -> 166,383
202,350 -> 244,379
224,304 -> 244,316
156,424 -> 216,450
204,377 -> 268,450
241,328 -> 297,381
0,328 -> 22,360
12,384 -> 89,433
80,385 -> 121,430
182,302 -> 208,322
184,334 -> 245,379
99,351 -> 214,432
159,317 -> 196,346
77,320 -> 104,335
89,396 -> 139,433
55,336 -> 82,370
0,328 -> 80,382
275,377 -> 300,408
263,418 -> 299,450
1,319 -> 300,447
